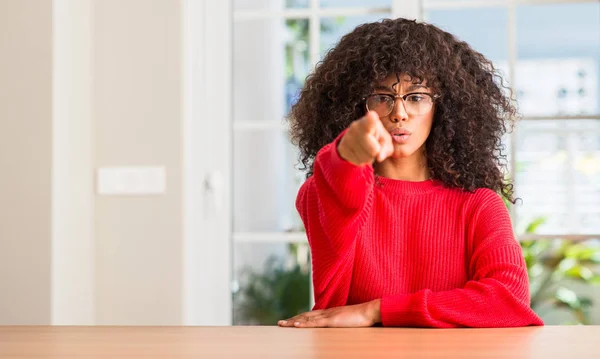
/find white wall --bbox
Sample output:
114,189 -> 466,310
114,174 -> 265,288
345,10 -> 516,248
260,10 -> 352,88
92,0 -> 184,326
0,0 -> 53,325
0,0 -> 232,325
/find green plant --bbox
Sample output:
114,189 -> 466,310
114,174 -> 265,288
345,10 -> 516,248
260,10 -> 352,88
520,218 -> 600,324
234,243 -> 311,325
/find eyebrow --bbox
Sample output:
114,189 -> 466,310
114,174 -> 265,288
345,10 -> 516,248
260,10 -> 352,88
407,84 -> 429,92
374,84 -> 430,93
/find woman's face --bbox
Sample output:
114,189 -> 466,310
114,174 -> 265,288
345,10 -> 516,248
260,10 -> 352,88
367,73 -> 436,159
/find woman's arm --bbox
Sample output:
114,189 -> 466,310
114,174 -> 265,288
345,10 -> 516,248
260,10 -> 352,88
296,113 -> 393,310
297,133 -> 374,310
298,112 -> 392,256
297,135 -> 375,255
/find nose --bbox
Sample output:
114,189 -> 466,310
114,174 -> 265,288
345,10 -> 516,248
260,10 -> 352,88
390,97 -> 408,123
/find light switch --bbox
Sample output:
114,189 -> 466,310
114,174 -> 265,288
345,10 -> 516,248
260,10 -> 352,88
97,166 -> 166,195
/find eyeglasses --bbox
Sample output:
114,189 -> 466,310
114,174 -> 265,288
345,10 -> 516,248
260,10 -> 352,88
363,92 -> 439,117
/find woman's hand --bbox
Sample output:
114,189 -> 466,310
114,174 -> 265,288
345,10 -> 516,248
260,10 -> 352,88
278,299 -> 381,328
338,111 -> 393,166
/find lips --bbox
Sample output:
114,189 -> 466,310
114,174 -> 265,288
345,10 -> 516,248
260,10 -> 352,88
389,127 -> 412,144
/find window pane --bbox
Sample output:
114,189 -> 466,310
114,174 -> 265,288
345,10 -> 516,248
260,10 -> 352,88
501,131 -> 513,175
233,242 -> 310,325
233,129 -> 304,232
515,3 -> 600,117
425,8 -> 508,63
234,19 -> 309,122
286,0 -> 309,8
285,19 -> 311,112
234,0 -> 308,10
320,14 -> 390,58
515,119 -> 600,235
320,0 -> 391,8
424,0 -> 502,2
425,7 -> 510,93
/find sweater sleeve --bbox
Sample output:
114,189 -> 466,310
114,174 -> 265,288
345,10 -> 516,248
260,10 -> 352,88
379,190 -> 544,328
296,130 -> 375,309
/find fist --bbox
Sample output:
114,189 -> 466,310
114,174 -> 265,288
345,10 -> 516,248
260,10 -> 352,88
337,111 -> 394,166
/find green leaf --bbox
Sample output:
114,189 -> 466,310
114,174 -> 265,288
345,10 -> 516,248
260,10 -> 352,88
565,244 -> 600,260
589,275 -> 600,286
502,195 -> 512,209
334,16 -> 346,25
564,265 -> 594,281
554,287 -> 580,309
520,239 -> 535,250
527,263 -> 544,278
579,297 -> 593,307
524,217 -> 547,234
557,258 -> 578,273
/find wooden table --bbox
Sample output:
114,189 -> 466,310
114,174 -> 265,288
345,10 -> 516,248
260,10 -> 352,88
1,326 -> 599,358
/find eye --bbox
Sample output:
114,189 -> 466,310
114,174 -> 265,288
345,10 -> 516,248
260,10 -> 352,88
405,94 -> 426,102
373,94 -> 393,104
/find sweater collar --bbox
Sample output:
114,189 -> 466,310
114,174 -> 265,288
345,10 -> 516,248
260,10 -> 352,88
374,176 -> 444,195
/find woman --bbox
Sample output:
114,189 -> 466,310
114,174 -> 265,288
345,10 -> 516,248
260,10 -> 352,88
279,18 -> 543,328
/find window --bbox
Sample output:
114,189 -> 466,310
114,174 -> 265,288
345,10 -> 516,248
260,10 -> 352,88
424,0 -> 600,236
232,0 -> 398,325
232,0 -> 600,324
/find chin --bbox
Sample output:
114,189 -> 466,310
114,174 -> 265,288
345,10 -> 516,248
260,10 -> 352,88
390,142 -> 424,159
391,149 -> 417,159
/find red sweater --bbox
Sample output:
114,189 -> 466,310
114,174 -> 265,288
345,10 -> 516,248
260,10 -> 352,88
296,135 -> 544,328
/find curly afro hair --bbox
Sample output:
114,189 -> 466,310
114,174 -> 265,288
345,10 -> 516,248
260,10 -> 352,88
288,17 -> 517,203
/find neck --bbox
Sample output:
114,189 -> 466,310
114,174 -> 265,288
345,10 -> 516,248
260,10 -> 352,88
374,150 -> 430,181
